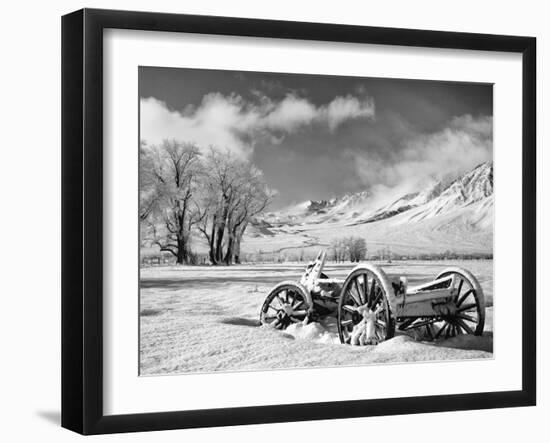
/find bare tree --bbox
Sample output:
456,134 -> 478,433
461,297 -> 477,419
330,236 -> 367,262
197,148 -> 274,265
140,140 -> 202,264
344,236 -> 367,262
195,148 -> 238,265
225,166 -> 273,264
330,238 -> 347,262
139,140 -> 161,221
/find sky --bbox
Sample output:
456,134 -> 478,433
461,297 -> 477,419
139,67 -> 493,210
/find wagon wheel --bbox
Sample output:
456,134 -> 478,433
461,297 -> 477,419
434,268 -> 485,339
260,282 -> 310,330
404,268 -> 485,340
337,266 -> 395,345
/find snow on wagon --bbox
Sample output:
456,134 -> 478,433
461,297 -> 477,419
260,250 -> 485,345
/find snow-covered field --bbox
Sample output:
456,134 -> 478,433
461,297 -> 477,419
139,260 -> 493,375
244,202 -> 492,258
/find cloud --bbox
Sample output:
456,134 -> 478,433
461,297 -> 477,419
141,94 -> 256,157
348,114 -> 493,201
324,95 -> 375,131
140,92 -> 375,157
263,95 -> 318,132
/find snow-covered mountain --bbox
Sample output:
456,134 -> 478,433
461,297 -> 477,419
263,190 -> 373,224
248,162 -> 493,255
358,162 -> 493,225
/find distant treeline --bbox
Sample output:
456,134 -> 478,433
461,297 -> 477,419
141,245 -> 492,267
369,252 -> 493,261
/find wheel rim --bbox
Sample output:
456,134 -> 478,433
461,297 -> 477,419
338,270 -> 392,345
260,285 -> 309,330
399,271 -> 484,339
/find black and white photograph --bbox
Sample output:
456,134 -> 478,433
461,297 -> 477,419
0,0 -> 545,440
139,67 -> 494,375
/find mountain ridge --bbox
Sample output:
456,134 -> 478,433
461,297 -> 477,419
261,161 -> 492,226
355,161 -> 493,225
246,162 -> 493,255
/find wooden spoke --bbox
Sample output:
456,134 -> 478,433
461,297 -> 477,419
341,319 -> 354,327
267,305 -> 279,312
457,303 -> 477,313
373,286 -> 384,308
435,323 -> 449,339
456,289 -> 474,307
426,324 -> 434,340
346,287 -> 362,306
456,318 -> 474,335
292,299 -> 304,309
362,275 -> 369,305
454,322 -> 466,335
452,324 -> 459,337
369,290 -> 379,310
292,310 -> 308,317
286,290 -> 295,304
263,315 -> 277,322
353,278 -> 363,305
342,304 -> 357,314
455,278 -> 464,300
457,313 -> 477,323
445,324 -> 452,339
369,279 -> 376,305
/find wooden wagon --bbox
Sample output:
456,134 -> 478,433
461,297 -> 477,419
260,250 -> 485,345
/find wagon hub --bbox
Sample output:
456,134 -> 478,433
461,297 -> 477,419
432,300 -> 459,317
282,304 -> 295,316
351,311 -> 362,325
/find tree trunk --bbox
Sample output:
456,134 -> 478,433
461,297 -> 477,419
208,215 -> 218,265
176,238 -> 187,264
233,221 -> 248,265
214,203 -> 229,263
209,246 -> 217,265
224,236 -> 233,265
175,208 -> 188,265
234,236 -> 242,264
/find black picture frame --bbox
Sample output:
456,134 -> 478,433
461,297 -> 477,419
61,8 -> 536,435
